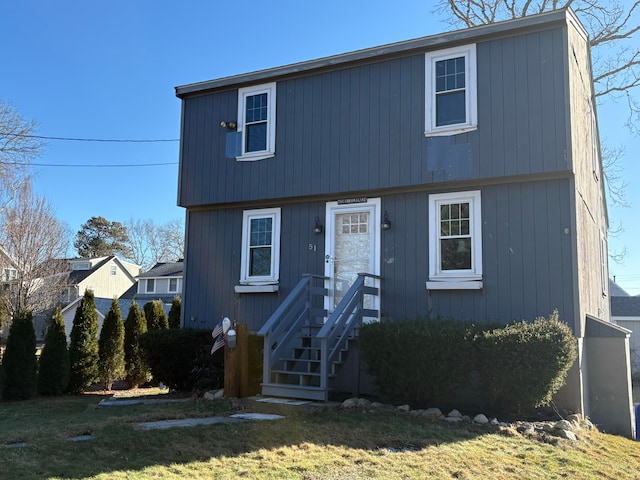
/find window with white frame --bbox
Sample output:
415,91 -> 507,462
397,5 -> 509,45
168,277 -> 178,293
428,191 -> 482,285
2,268 -> 17,282
240,207 -> 281,284
425,44 -> 477,136
146,278 -> 155,293
237,83 -> 277,161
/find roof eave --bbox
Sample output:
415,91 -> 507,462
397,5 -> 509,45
175,8 -> 570,98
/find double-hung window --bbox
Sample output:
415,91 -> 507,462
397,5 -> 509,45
427,191 -> 482,289
237,83 -> 277,161
146,278 -> 155,293
168,277 -> 179,293
425,44 -> 477,136
240,207 -> 281,285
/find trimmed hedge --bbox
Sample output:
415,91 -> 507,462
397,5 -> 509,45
140,329 -> 223,391
2,309 -> 38,400
474,310 -> 576,412
360,317 -> 478,406
360,312 -> 576,414
37,307 -> 70,396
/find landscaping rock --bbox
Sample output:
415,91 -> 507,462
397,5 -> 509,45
556,429 -> 577,441
554,420 -> 573,431
444,416 -> 463,423
357,398 -> 371,407
397,404 -> 410,413
204,389 -> 224,401
369,402 -> 386,409
423,407 -> 443,418
490,418 -> 499,426
341,398 -> 359,408
447,409 -> 462,418
473,414 -> 489,425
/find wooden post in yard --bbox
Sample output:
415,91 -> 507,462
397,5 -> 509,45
237,324 -> 249,397
224,324 -> 249,398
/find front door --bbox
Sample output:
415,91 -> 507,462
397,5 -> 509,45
324,198 -> 381,320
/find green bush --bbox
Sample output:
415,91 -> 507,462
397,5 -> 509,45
2,309 -> 38,400
37,307 -> 70,396
123,301 -> 151,388
144,300 -> 168,330
140,328 -> 223,391
98,299 -> 125,390
474,310 -> 577,412
168,296 -> 181,329
360,317 -> 478,406
68,290 -> 100,394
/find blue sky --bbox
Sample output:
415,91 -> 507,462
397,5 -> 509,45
1,1 -> 639,294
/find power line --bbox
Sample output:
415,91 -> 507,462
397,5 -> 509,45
6,133 -> 179,143
0,160 -> 177,168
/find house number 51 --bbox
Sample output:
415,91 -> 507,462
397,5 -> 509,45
308,244 -> 317,251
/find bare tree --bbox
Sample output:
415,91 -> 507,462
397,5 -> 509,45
0,184 -> 70,319
125,218 -> 184,271
0,100 -> 44,210
436,0 -> 640,206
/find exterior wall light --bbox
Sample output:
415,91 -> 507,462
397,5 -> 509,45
314,216 -> 324,235
220,121 -> 237,130
381,211 -> 391,230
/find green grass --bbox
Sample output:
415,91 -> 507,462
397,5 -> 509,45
0,393 -> 639,479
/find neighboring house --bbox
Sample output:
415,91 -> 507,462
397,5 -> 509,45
610,280 -> 640,378
32,256 -> 140,339
0,246 -> 19,339
119,261 -> 183,311
59,256 -> 141,304
175,9 -> 634,436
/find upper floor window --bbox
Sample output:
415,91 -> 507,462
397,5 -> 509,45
72,262 -> 91,270
2,268 -> 17,282
425,44 -> 477,136
168,277 -> 179,293
240,207 -> 281,284
110,265 -> 117,276
428,190 -> 482,288
146,278 -> 155,293
237,83 -> 277,161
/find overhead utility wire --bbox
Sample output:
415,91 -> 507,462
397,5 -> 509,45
7,133 -> 179,143
0,160 -> 177,168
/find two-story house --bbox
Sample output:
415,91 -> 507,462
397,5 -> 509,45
119,261 -> 184,311
175,9 -> 634,436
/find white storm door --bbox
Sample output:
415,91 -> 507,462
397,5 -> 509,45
324,199 -> 381,318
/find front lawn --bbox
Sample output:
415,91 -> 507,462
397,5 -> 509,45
0,393 -> 638,479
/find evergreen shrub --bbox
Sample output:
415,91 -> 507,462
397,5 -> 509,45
37,307 -> 70,396
360,317 -> 478,406
144,300 -> 168,330
123,301 -> 151,388
168,296 -> 181,329
68,290 -> 100,394
2,309 -> 38,400
140,328 -> 223,391
98,299 -> 125,390
474,310 -> 576,412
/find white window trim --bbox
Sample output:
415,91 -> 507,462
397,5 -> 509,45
239,207 -> 281,286
428,190 -> 482,287
146,278 -> 156,294
168,277 -> 179,293
236,82 -> 277,162
425,44 -> 477,137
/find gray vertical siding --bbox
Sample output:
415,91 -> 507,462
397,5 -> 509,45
183,179 -> 576,332
178,27 -> 568,208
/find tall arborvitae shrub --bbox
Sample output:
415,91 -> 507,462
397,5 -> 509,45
124,301 -> 150,388
144,300 -> 168,330
98,298 -> 125,390
37,307 -> 70,396
68,290 -> 100,394
2,309 -> 38,400
168,296 -> 181,329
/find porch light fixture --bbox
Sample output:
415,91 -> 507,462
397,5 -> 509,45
381,211 -> 391,230
314,216 -> 324,235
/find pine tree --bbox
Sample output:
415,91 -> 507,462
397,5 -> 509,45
168,296 -> 181,329
68,290 -> 99,394
98,298 -> 125,390
2,309 -> 37,400
123,300 -> 150,388
37,307 -> 70,396
143,300 -> 168,330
